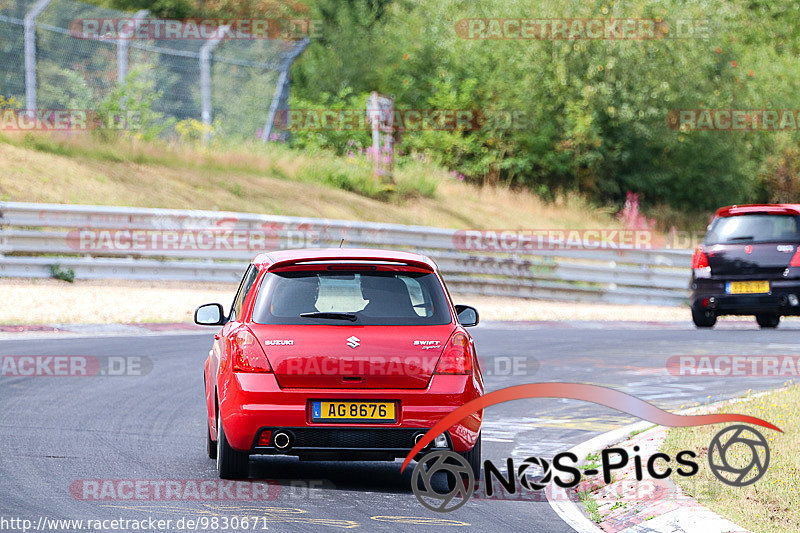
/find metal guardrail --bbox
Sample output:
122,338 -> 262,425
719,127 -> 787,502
0,202 -> 692,305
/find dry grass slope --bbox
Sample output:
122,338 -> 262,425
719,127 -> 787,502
0,132 -> 618,230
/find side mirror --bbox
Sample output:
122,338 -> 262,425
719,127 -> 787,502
455,304 -> 479,327
194,303 -> 227,326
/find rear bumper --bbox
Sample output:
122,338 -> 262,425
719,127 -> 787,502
249,427 -> 451,460
691,278 -> 800,315
217,372 -> 482,454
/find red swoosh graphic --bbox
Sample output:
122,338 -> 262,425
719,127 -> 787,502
401,382 -> 782,472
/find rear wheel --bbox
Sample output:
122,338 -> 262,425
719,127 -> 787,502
756,313 -> 780,328
205,378 -> 216,460
206,421 -> 217,460
444,434 -> 482,492
216,416 -> 249,479
458,433 -> 482,481
691,305 -> 717,328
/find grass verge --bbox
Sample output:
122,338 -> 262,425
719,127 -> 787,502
661,384 -> 799,533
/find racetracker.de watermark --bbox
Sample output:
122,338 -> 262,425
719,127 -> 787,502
69,479 -> 328,501
259,356 -> 536,377
0,109 -> 141,131
452,229 -> 708,251
68,18 -> 321,40
274,109 -> 530,131
66,223 -> 388,252
69,228 -> 281,253
668,109 -> 800,131
475,475 -> 720,503
0,356 -> 151,377
455,18 -> 711,40
668,355 -> 800,377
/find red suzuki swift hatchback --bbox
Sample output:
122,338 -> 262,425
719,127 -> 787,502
195,248 -> 484,479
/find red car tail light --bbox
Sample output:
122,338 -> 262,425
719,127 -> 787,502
791,248 -> 800,267
435,332 -> 472,375
691,246 -> 709,269
231,329 -> 272,373
257,430 -> 272,446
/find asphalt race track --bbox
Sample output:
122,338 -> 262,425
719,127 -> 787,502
1,322 -> 797,532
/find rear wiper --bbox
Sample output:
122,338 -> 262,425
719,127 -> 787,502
299,312 -> 358,322
727,236 -> 754,241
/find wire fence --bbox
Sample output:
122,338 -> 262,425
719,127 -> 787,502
0,0 -> 308,139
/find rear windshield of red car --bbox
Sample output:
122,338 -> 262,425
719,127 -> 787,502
251,270 -> 453,326
704,214 -> 800,245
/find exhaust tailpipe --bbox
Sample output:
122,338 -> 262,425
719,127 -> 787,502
273,431 -> 292,451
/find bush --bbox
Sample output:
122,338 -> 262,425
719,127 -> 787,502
176,118 -> 214,144
761,146 -> 800,203
49,264 -> 75,283
287,88 -> 372,154
95,67 -> 174,141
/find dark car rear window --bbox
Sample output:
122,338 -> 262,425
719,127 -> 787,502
251,270 -> 452,326
704,214 -> 800,245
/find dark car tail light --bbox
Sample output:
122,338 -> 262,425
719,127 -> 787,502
691,246 -> 709,269
231,329 -> 272,373
435,331 -> 473,375
791,248 -> 800,267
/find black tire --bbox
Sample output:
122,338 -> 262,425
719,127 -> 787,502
756,313 -> 780,328
691,305 -> 717,328
207,421 -> 217,460
443,433 -> 482,492
216,416 -> 249,479
458,433 -> 482,481
204,377 -> 216,460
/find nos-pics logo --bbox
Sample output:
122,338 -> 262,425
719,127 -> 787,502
401,384 -> 779,514
412,424 -> 770,512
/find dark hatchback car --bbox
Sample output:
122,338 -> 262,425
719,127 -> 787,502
691,204 -> 800,328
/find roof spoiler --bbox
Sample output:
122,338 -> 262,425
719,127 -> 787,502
267,256 -> 434,272
717,204 -> 800,217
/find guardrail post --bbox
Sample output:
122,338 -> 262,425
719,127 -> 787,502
24,0 -> 54,114
261,38 -> 309,142
117,10 -> 149,84
199,25 -> 229,139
